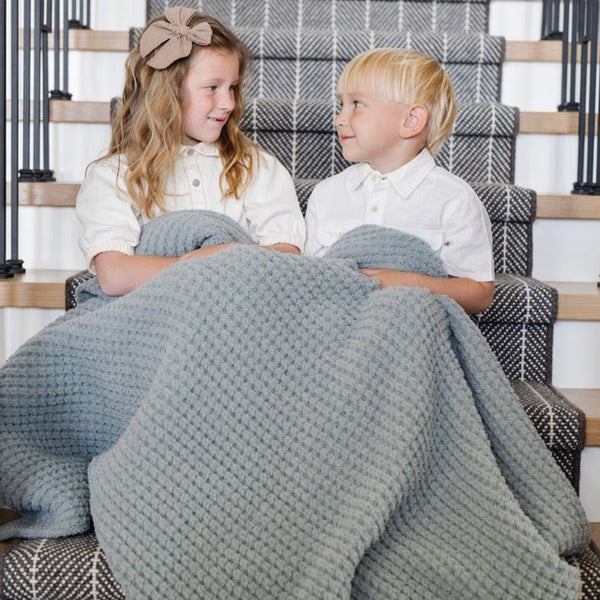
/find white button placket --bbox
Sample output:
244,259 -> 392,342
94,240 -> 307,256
185,149 -> 205,207
365,174 -> 387,225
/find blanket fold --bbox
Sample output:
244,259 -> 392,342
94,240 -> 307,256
0,210 -> 589,600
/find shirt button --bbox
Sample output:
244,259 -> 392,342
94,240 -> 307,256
187,149 -> 194,157
370,205 -> 379,212
192,178 -> 200,187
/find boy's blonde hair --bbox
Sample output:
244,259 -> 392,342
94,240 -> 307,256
100,12 -> 256,218
337,48 -> 456,155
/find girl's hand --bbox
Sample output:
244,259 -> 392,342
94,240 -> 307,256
259,243 -> 301,255
178,242 -> 241,262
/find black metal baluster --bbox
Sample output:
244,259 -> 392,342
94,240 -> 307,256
32,1 -> 42,177
0,0 -> 13,278
8,0 -> 24,273
574,0 -> 589,191
559,0 -> 580,111
585,0 -> 598,188
19,0 -> 33,181
559,0 -> 571,108
543,0 -> 563,40
62,0 -> 70,97
50,0 -> 69,99
40,0 -> 55,183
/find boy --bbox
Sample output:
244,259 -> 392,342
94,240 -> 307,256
304,48 -> 495,314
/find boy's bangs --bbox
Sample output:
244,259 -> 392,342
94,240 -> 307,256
338,60 -> 403,104
337,61 -> 385,97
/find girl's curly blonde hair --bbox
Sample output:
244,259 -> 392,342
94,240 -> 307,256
98,12 -> 256,218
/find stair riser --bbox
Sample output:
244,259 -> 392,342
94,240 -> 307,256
533,220 -> 600,282
553,322 -> 600,388
502,62 -> 562,111
581,447 -> 600,521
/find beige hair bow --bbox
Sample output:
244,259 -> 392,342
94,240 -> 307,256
139,6 -> 212,69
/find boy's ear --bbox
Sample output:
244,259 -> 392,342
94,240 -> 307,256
400,104 -> 428,139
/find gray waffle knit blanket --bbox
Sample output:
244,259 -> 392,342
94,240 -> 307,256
0,211 -> 590,599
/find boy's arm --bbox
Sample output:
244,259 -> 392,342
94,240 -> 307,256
360,268 -> 494,315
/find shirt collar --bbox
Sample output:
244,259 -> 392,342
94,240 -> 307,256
178,141 -> 220,158
349,148 -> 436,198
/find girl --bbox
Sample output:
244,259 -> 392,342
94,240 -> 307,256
76,7 -> 305,296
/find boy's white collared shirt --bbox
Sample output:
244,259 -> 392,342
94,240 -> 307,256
304,148 -> 495,282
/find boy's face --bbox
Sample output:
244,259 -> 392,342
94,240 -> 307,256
335,89 -> 412,174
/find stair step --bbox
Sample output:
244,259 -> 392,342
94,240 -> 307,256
537,195 -> 600,220
14,182 -> 80,207
592,522 -> 600,547
12,184 -> 600,220
16,29 -> 574,64
0,269 -> 78,309
519,111 -> 581,134
1,270 -> 598,321
559,388 -> 600,447
19,28 -> 130,52
548,281 -> 600,321
29,100 -> 583,136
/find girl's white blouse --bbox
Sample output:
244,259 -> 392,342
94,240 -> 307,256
76,142 -> 305,269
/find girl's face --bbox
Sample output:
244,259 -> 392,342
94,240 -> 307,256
181,48 -> 240,145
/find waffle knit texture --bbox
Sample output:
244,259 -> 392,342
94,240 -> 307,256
0,210 -> 589,599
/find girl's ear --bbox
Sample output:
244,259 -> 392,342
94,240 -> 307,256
400,104 -> 428,139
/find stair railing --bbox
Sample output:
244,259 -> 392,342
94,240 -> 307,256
1,0 -> 87,278
543,0 -> 600,194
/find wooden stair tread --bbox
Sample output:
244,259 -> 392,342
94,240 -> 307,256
547,281 -> 600,321
591,522 -> 600,547
18,29 -> 592,65
0,269 -> 79,309
13,183 -> 600,220
559,388 -> 600,446
8,97 -> 590,135
17,29 -> 571,63
38,100 -> 590,135
537,194 -> 600,219
1,270 -> 598,323
519,111 -> 581,134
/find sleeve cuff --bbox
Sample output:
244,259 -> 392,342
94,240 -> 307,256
259,233 -> 305,254
81,240 -> 135,271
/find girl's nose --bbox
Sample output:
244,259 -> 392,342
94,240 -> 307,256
220,88 -> 235,111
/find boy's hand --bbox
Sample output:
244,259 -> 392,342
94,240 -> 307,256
360,268 -> 418,289
360,268 -> 494,315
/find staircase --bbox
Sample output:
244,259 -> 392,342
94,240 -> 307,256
1,0 -> 599,593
